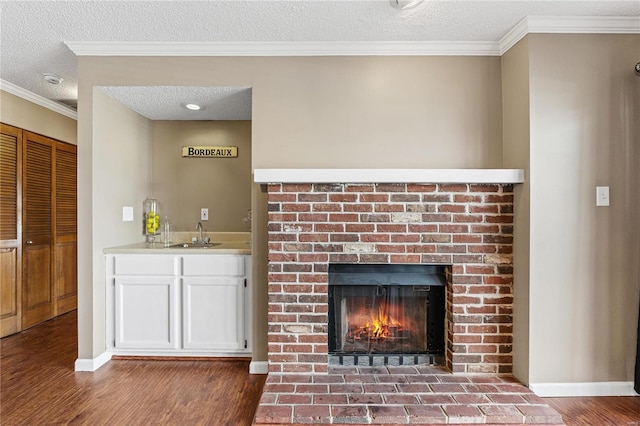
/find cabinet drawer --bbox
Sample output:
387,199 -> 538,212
183,255 -> 244,276
114,255 -> 179,276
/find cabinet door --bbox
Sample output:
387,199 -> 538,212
183,276 -> 245,350
54,142 -> 77,314
0,124 -> 22,337
115,276 -> 179,349
22,132 -> 54,330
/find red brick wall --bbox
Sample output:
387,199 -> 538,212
267,183 -> 514,374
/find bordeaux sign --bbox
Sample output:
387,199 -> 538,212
181,146 -> 238,158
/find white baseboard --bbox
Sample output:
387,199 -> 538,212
530,381 -> 638,397
249,361 -> 268,374
74,351 -> 112,372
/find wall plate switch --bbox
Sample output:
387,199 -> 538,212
200,208 -> 209,221
123,206 -> 134,221
596,186 -> 610,207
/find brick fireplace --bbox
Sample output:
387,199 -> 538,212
252,170 -> 565,425
266,180 -> 515,375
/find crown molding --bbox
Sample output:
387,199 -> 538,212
527,15 -> 640,34
65,16 -> 639,58
498,17 -> 531,54
64,40 -> 502,57
0,79 -> 78,120
500,15 -> 640,54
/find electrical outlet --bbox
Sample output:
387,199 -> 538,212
200,208 -> 209,221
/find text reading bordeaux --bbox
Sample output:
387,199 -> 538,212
182,146 -> 238,158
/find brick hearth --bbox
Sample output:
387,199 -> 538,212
254,366 -> 564,425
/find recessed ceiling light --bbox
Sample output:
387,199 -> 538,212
391,0 -> 424,10
43,73 -> 63,85
183,103 -> 203,111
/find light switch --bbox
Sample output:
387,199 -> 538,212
596,186 -> 610,207
201,208 -> 209,221
123,206 -> 134,221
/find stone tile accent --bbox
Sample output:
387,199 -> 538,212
253,367 -> 564,425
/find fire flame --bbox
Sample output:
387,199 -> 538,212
363,305 -> 401,338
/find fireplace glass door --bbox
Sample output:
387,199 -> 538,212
328,264 -> 445,358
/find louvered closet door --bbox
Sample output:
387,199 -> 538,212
0,124 -> 22,337
54,142 -> 77,315
22,132 -> 54,329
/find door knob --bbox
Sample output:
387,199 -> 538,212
25,240 -> 33,245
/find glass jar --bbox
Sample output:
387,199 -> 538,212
143,198 -> 160,242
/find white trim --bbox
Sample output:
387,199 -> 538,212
65,16 -> 640,58
530,381 -> 639,397
0,79 -> 78,120
499,16 -> 640,54
74,352 -> 112,372
499,17 -> 531,53
249,361 -> 269,375
64,40 -> 501,57
253,169 -> 525,184
527,16 -> 640,35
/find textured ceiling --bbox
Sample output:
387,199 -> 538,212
1,0 -> 638,120
98,86 -> 253,120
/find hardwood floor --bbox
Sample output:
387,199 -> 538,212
0,310 -> 266,425
1,310 -> 638,425
546,396 -> 640,426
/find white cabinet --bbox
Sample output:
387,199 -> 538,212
115,276 -> 179,349
106,253 -> 251,357
183,276 -> 244,350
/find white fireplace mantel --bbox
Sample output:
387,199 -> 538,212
253,169 -> 525,184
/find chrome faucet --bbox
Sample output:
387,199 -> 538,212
196,222 -> 203,243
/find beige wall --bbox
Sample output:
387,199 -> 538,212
0,90 -> 77,144
250,56 -> 503,169
251,183 -> 269,362
501,36 -> 531,385
78,88 -> 153,358
77,55 -> 504,361
78,56 -> 504,170
77,44 -> 640,383
151,121 -> 252,232
526,34 -> 640,384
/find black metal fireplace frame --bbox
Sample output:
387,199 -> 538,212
328,264 -> 446,365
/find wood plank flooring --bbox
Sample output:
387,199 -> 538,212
0,310 -> 266,425
1,310 -> 639,425
546,396 -> 640,426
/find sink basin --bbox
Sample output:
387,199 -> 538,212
168,242 -> 221,248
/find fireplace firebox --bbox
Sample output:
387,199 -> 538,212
328,264 -> 446,366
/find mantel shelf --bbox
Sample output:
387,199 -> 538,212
253,169 -> 525,184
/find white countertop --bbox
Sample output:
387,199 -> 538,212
104,232 -> 252,255
253,168 -> 525,184
104,241 -> 251,255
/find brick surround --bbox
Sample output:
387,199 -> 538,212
266,182 -> 514,375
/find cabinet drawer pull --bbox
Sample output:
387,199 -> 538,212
25,240 -> 33,245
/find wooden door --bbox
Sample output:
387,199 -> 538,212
0,124 -> 22,337
54,142 -> 77,315
22,132 -> 54,329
